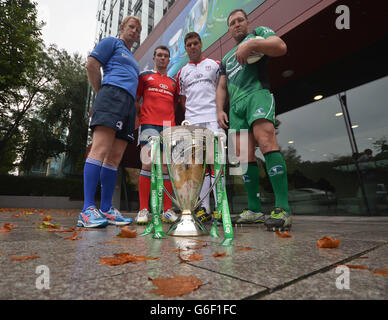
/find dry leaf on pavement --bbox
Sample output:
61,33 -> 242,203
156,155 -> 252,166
64,231 -> 82,241
178,252 -> 202,263
236,247 -> 252,251
373,269 -> 388,276
0,223 -> 14,232
10,255 -> 40,261
149,275 -> 203,297
100,253 -> 158,266
317,236 -> 340,248
276,231 -> 292,238
213,252 -> 227,258
117,226 -> 137,238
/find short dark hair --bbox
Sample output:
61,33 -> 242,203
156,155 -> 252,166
153,45 -> 170,57
184,32 -> 201,45
227,9 -> 248,26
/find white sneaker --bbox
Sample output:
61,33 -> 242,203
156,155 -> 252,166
162,209 -> 178,224
231,209 -> 265,224
135,208 -> 151,225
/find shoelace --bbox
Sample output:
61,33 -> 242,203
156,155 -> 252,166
139,209 -> 149,217
90,208 -> 103,219
110,208 -> 122,217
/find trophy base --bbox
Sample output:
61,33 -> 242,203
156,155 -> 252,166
167,210 -> 209,236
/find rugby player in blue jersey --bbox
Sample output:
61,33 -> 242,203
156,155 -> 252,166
77,16 -> 141,228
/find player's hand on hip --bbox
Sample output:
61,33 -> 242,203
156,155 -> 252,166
218,111 -> 229,129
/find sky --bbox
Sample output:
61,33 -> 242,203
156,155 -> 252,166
35,0 -> 99,58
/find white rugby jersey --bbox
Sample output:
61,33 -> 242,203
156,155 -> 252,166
177,58 -> 220,124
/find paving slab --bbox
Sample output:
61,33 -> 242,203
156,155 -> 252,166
0,210 -> 387,300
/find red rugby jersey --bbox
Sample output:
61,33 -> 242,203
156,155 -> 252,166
136,70 -> 178,126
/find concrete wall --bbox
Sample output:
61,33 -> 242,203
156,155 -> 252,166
0,196 -> 83,210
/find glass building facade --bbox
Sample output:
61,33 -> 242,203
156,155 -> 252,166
113,0 -> 388,216
228,76 -> 388,216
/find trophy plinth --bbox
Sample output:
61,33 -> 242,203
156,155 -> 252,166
167,210 -> 208,236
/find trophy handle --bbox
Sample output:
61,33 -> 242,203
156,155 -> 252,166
162,185 -> 181,210
192,165 -> 223,212
192,132 -> 226,211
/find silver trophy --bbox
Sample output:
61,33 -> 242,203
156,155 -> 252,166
161,124 -> 217,236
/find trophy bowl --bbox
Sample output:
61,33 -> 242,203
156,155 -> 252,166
161,125 -> 214,236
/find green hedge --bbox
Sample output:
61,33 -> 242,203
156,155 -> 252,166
0,175 -> 84,200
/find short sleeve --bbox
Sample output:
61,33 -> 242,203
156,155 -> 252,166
136,75 -> 144,98
254,26 -> 276,39
177,69 -> 185,96
220,62 -> 226,76
89,37 -> 116,65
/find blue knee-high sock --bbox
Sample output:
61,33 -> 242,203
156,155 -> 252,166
100,163 -> 118,212
82,158 -> 103,212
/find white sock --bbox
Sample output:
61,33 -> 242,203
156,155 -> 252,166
199,173 -> 211,213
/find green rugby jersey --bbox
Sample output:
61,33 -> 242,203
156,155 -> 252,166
221,26 -> 276,105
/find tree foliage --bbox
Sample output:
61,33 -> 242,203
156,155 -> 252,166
0,0 -> 43,103
0,1 -> 89,175
19,46 -> 89,174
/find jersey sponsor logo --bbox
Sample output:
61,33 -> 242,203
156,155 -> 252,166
254,107 -> 266,116
121,53 -> 130,59
147,87 -> 174,97
147,76 -> 155,81
225,53 -> 242,79
116,121 -> 123,130
268,165 -> 284,177
195,73 -> 203,79
206,65 -> 211,71
159,84 -> 168,90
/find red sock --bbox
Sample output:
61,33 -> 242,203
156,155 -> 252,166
163,178 -> 173,211
139,170 -> 151,210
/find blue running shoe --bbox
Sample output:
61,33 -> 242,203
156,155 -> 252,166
77,206 -> 108,228
99,207 -> 133,225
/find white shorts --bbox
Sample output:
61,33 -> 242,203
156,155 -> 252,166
189,121 -> 224,134
188,121 -> 225,165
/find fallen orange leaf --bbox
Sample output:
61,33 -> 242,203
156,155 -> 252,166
42,215 -> 51,222
213,252 -> 227,258
334,264 -> 365,270
149,275 -> 203,297
10,255 -> 40,261
49,227 -> 76,233
237,247 -> 252,251
100,253 -> 158,266
276,231 -> 292,238
117,226 -> 137,238
101,241 -> 120,245
374,270 -> 388,276
0,223 -> 14,232
179,252 -> 202,263
317,236 -> 340,248
64,231 -> 82,241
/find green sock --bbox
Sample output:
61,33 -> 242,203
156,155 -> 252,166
264,151 -> 290,213
242,162 -> 262,212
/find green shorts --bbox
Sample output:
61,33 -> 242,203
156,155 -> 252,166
229,89 -> 275,131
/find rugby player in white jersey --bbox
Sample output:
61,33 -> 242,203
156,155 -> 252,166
176,32 -> 223,223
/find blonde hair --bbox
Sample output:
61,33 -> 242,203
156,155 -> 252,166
120,15 -> 141,30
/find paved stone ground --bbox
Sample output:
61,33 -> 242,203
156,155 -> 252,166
0,209 -> 387,300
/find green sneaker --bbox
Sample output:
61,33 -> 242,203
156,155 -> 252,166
264,207 -> 292,232
231,209 -> 266,224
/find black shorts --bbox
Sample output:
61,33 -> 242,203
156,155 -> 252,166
90,84 -> 136,142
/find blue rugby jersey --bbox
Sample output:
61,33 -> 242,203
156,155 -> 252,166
90,37 -> 139,99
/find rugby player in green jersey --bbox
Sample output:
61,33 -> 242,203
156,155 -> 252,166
216,9 -> 291,231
